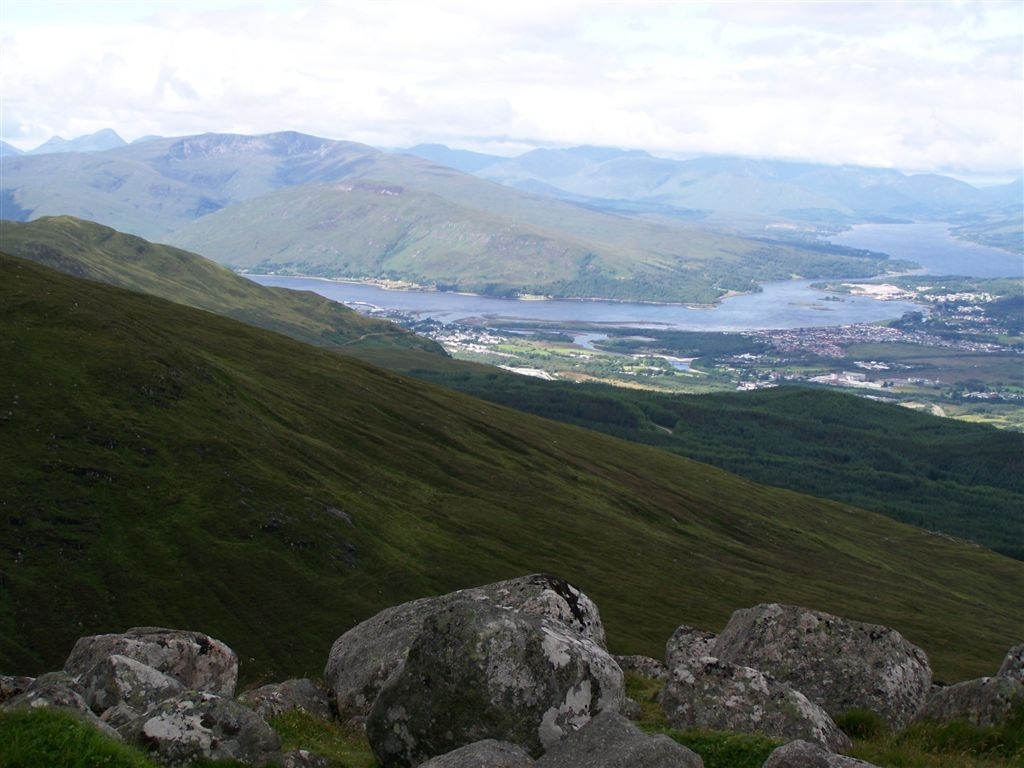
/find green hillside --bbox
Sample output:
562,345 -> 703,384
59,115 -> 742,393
360,352 -> 1024,559
2,254 -> 1021,686
0,216 -> 441,354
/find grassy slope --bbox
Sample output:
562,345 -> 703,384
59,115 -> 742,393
2,254 -> 1022,686
0,216 -> 441,354
356,351 -> 1024,559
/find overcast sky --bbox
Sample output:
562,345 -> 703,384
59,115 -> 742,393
1,1 -> 1021,180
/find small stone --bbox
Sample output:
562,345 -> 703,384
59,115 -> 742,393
998,644 -> 1024,682
665,625 -> 717,672
535,711 -> 703,768
417,739 -> 535,768
613,655 -> 668,680
762,740 -> 881,768
238,678 -> 332,721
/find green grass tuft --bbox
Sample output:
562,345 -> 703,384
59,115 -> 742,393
0,707 -> 157,768
268,710 -> 376,768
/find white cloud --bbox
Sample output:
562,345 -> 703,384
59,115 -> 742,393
0,0 -> 1020,175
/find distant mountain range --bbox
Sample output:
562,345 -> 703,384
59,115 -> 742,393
404,143 -> 1023,224
0,130 -> 919,303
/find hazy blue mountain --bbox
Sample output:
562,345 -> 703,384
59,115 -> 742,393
28,128 -> 127,155
0,141 -> 24,157
403,143 -> 504,173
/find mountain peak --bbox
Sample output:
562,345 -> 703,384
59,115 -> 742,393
29,128 -> 127,155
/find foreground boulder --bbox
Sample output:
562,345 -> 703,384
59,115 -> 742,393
326,574 -> 607,721
998,644 -> 1024,682
916,677 -> 1024,727
366,600 -> 623,767
79,654 -> 185,727
418,739 -> 536,768
713,603 -> 931,728
665,625 -> 717,672
119,690 -> 281,766
2,671 -> 120,741
661,658 -> 850,752
762,740 -> 881,768
238,678 -> 332,721
535,711 -> 703,768
65,627 -> 238,697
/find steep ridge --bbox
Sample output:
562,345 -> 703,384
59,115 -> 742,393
0,216 -> 441,354
2,253 -> 1021,685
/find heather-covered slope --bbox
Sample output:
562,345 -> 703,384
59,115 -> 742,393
2,254 -> 1021,685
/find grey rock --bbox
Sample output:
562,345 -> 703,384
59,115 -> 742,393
417,739 -> 536,768
65,627 -> 238,697
613,654 -> 668,680
713,603 -> 931,729
120,690 -> 281,766
536,711 -> 703,768
0,675 -> 34,704
665,625 -> 717,672
661,657 -> 850,752
620,697 -> 644,720
284,748 -> 331,768
762,740 -> 881,767
3,671 -> 121,741
366,600 -> 623,768
998,643 -> 1024,681
916,676 -> 1024,727
80,654 -> 185,727
326,574 -> 607,721
238,677 -> 332,721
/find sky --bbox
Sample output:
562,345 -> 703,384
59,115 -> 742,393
1,0 -> 1022,181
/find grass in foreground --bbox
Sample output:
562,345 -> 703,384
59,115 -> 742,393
0,707 -> 156,768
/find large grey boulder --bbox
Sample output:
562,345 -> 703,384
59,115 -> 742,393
713,603 -> 931,728
2,671 -> 120,741
665,625 -> 717,672
535,711 -> 703,768
366,600 -> 623,768
325,574 -> 607,721
79,654 -> 185,727
238,678 -> 333,721
613,655 -> 668,680
120,690 -> 281,766
762,740 -> 881,768
65,627 -> 238,697
418,739 -> 536,768
916,677 -> 1024,727
661,657 -> 850,752
998,643 -> 1024,682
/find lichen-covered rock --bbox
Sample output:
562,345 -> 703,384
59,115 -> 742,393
0,675 -> 34,704
998,644 -> 1024,682
613,655 -> 668,680
535,711 -> 703,768
283,748 -> 331,768
326,574 -> 607,721
665,625 -> 717,672
238,678 -> 332,721
417,739 -> 536,768
80,654 -> 185,727
713,604 -> 931,728
119,690 -> 281,766
916,677 -> 1024,727
366,600 -> 623,768
762,740 -> 881,767
661,657 -> 850,752
65,627 -> 238,697
2,671 -> 120,741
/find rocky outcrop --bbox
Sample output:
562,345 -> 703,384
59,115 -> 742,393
119,690 -> 281,766
661,657 -> 850,752
998,643 -> 1024,682
762,740 -> 881,767
916,676 -> 1024,727
713,603 -> 931,728
325,574 -> 607,721
0,675 -> 34,704
535,711 -> 703,768
79,653 -> 185,727
2,671 -> 120,741
613,655 -> 668,680
665,625 -> 717,672
65,627 -> 238,698
237,678 -> 332,721
366,600 -> 623,768
418,739 -> 536,768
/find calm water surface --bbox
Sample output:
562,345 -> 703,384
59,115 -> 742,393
248,222 -> 1017,331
